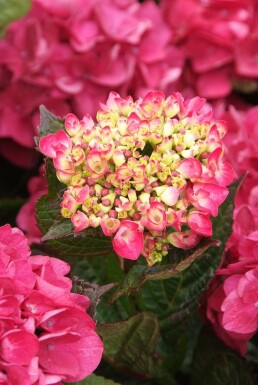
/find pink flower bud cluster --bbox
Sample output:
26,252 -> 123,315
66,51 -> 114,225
39,91 -> 234,265
0,224 -> 103,384
205,171 -> 258,355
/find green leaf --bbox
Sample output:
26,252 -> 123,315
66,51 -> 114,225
0,0 -> 31,36
111,239 -> 216,302
211,175 -> 245,256
38,105 -> 65,137
68,373 -> 120,385
36,194 -> 113,258
191,328 -> 256,385
41,218 -> 74,241
97,312 -> 160,379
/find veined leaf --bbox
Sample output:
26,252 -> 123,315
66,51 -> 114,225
191,328 -> 255,385
38,105 -> 65,137
97,312 -> 160,379
67,373 -> 121,385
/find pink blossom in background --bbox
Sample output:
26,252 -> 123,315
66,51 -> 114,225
203,96 -> 258,351
161,0 -> 258,98
220,104 -> 258,176
0,0 -> 181,168
0,224 -> 103,384
1,0 -> 258,168
205,171 -> 258,354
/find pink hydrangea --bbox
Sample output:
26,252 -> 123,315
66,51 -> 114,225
162,0 -> 258,99
205,171 -> 258,355
0,224 -> 103,384
220,105 -> 258,176
0,0 -> 181,168
39,91 -> 234,265
206,259 -> 258,356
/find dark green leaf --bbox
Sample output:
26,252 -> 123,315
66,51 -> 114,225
36,194 -> 113,258
38,105 -> 65,137
68,373 -> 120,385
41,218 -> 74,241
191,328 -> 256,385
211,175 -> 245,256
97,312 -> 160,379
111,239 -> 216,302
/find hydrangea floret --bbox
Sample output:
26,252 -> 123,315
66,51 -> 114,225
39,91 -> 234,265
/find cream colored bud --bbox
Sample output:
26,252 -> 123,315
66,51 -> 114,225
139,192 -> 150,203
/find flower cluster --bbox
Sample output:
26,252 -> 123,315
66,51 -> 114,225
0,0 -> 179,168
206,171 -> 258,355
219,104 -> 258,177
162,0 -> 258,99
39,91 -> 234,265
0,224 -> 103,384
2,0 -> 258,169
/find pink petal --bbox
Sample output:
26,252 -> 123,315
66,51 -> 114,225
38,307 -> 95,335
39,130 -> 72,159
188,211 -> 212,237
160,186 -> 179,206
39,331 -> 103,382
112,220 -> 144,260
222,290 -> 257,334
196,68 -> 232,99
177,158 -> 202,179
1,330 -> 39,365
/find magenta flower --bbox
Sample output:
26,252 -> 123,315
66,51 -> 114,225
112,220 -> 144,260
205,170 -> 258,355
0,224 -> 103,384
39,91 -> 233,265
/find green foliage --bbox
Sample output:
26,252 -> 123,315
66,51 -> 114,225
0,0 -> 31,36
38,105 -> 65,137
97,312 -> 160,379
111,239 -> 216,302
68,373 -> 120,385
36,159 -> 113,259
191,328 -> 256,385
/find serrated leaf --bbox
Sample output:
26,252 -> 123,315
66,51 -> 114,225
111,239 -> 216,302
191,328 -> 256,385
97,312 -> 160,379
41,218 -> 74,241
68,373 -> 120,385
0,0 -> 31,36
36,194 -> 113,258
38,105 -> 65,137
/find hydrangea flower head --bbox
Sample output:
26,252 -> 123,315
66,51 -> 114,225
39,91 -> 234,265
0,224 -> 103,384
